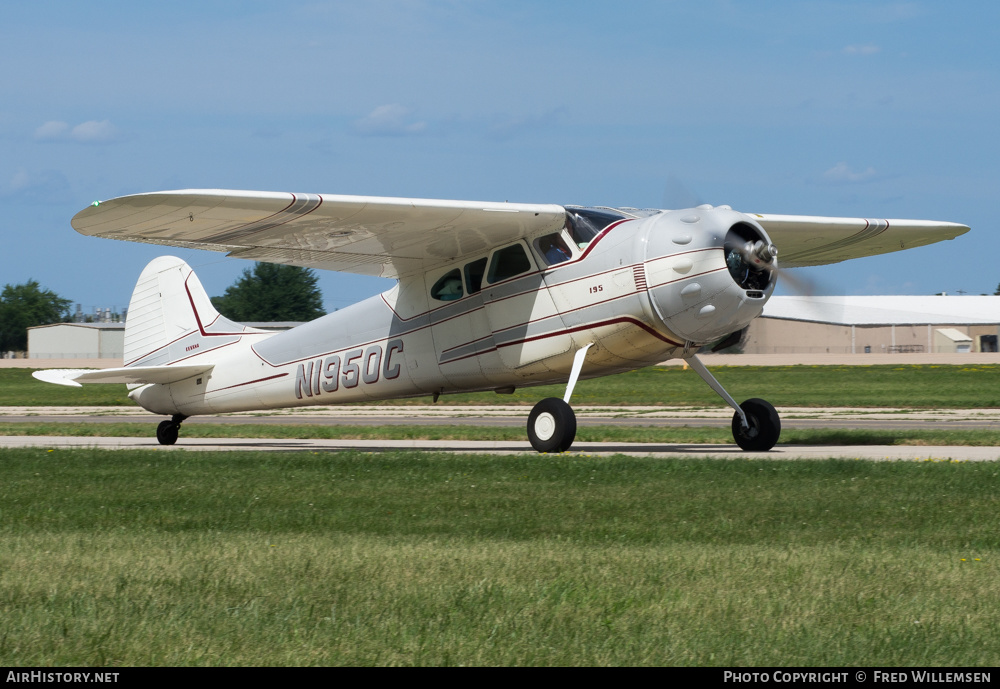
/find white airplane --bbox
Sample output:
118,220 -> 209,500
33,190 -> 969,452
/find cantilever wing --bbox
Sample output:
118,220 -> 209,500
71,190 -> 970,275
72,190 -> 566,279
748,213 -> 970,268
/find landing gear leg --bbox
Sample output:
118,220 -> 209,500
685,353 -> 781,451
156,414 -> 187,446
527,344 -> 593,453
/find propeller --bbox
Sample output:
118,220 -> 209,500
735,238 -> 819,297
772,263 -> 818,297
662,175 -> 821,298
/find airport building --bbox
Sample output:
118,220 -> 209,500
26,323 -> 126,360
745,296 -> 1000,355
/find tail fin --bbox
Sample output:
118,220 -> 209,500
125,256 -> 264,367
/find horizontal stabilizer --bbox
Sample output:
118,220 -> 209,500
32,364 -> 215,388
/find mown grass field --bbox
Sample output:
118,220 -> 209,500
1,449 -> 997,666
6,364 -> 1000,408
2,421 -> 1000,447
4,363 -> 999,666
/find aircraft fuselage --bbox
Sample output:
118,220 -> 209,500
130,206 -> 774,416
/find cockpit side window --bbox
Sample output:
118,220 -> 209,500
430,269 -> 464,301
533,233 -> 573,266
487,243 -> 533,284
464,257 -> 488,294
565,208 -> 626,248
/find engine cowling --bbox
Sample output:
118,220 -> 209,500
640,206 -> 777,344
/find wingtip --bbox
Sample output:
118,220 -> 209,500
32,369 -> 85,387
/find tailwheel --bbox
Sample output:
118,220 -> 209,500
731,398 -> 781,451
156,420 -> 179,445
156,414 -> 187,446
527,397 -> 577,453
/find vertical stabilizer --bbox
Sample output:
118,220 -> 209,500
124,256 -> 264,367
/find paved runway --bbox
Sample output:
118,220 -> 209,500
2,405 -> 997,461
2,405 -> 999,430
2,414 -> 996,431
2,434 -> 998,461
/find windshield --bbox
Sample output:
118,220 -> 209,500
564,207 -> 627,247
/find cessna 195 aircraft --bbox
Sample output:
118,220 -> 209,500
34,190 -> 969,452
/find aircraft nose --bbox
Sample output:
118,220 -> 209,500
642,208 -> 776,343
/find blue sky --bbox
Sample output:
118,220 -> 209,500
2,1 -> 998,314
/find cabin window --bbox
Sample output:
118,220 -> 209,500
533,233 -> 573,266
464,257 -> 488,294
430,269 -> 464,301
487,243 -> 532,284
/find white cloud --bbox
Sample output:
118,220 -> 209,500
34,121 -> 70,140
822,162 -> 877,184
353,104 -> 426,136
34,119 -> 117,143
843,44 -> 881,56
71,120 -> 117,142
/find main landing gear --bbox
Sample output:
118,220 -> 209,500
686,355 -> 781,451
527,344 -> 592,453
731,398 -> 781,451
525,348 -> 781,454
156,414 -> 187,446
527,397 -> 577,452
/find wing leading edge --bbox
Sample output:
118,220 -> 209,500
72,189 -> 566,279
751,213 -> 970,268
71,189 -> 969,276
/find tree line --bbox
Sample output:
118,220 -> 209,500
0,263 -> 326,353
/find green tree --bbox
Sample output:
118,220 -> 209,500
995,283 -> 1000,296
0,280 -> 72,352
211,263 -> 326,322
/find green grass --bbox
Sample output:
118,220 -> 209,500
1,421 -> 999,446
7,364 -> 1000,407
399,363 -> 1000,408
0,369 -> 137,406
1,449 -> 998,666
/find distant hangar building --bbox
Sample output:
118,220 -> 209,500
27,323 -> 125,360
745,296 -> 1000,355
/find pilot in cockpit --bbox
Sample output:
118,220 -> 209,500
539,235 -> 571,265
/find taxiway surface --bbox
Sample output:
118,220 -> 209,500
1,434 -> 997,461
2,405 -> 998,430
3,405 -> 997,461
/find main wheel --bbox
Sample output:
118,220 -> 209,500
156,420 -> 179,446
527,397 -> 577,453
731,398 -> 780,451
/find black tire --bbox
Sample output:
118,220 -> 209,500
156,420 -> 179,446
731,398 -> 780,451
527,397 -> 577,453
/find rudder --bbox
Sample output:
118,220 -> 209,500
124,256 -> 261,367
